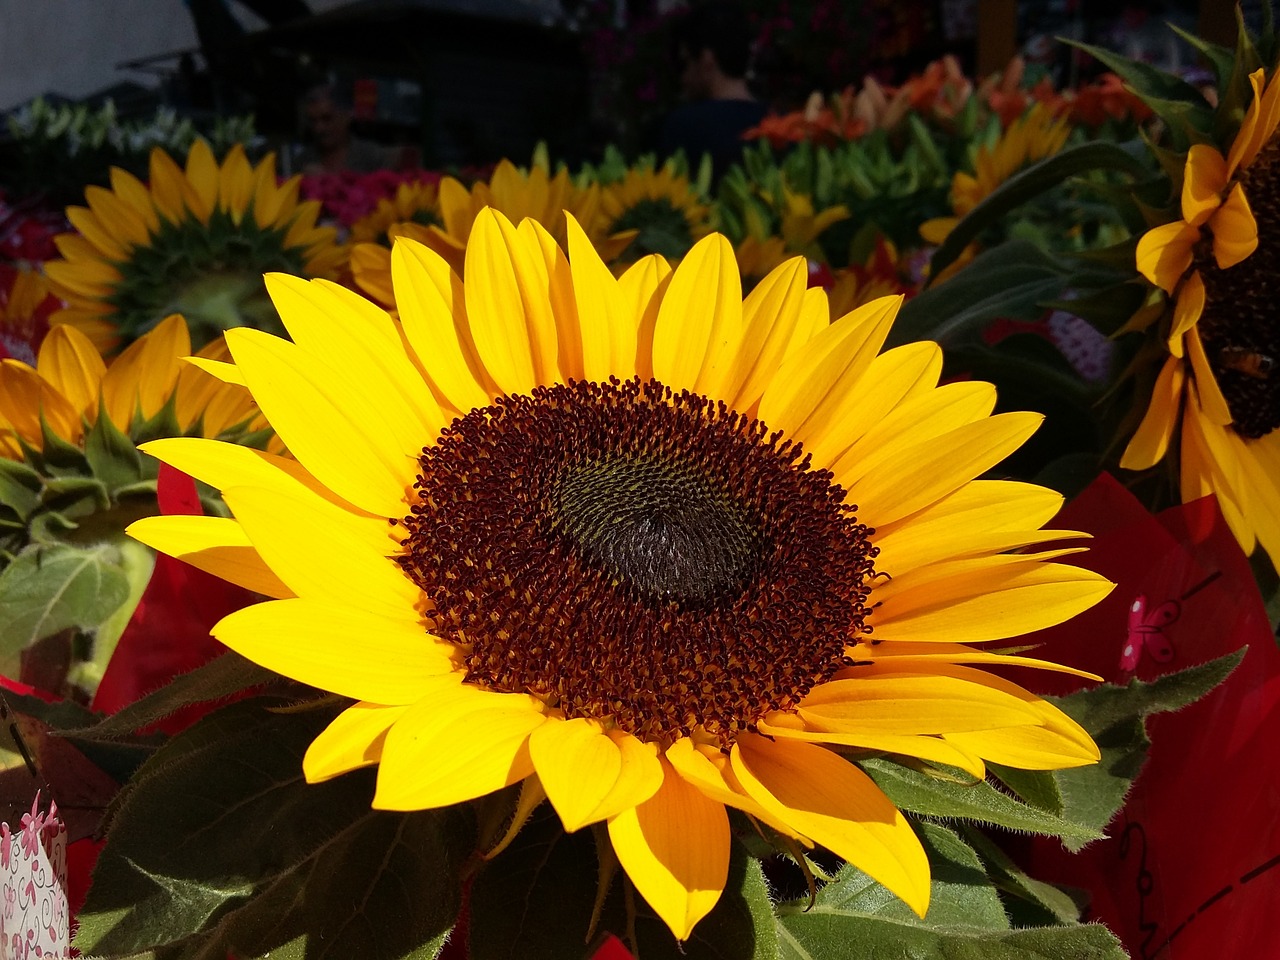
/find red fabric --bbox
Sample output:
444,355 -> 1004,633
1013,474 -> 1280,959
590,934 -> 635,960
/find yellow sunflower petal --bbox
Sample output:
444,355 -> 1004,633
1180,400 -> 1254,552
848,641 -> 1102,681
1167,269 -> 1206,357
723,257 -> 808,410
464,208 -> 557,394
589,731 -> 665,824
1136,221 -> 1200,293
66,206 -> 128,260
304,701 -> 409,783
391,237 -> 495,414
665,738 -> 807,841
84,184 -> 151,248
374,682 -> 545,810
607,758 -> 730,942
1237,437 -> 1280,563
36,325 -> 105,420
1210,183 -> 1259,269
652,233 -> 742,395
225,328 -> 414,518
566,213 -> 636,381
757,716 -> 986,778
1180,145 -> 1228,226
220,484 -> 419,617
1185,327 -> 1233,426
100,314 -> 189,430
529,717 -> 626,832
844,411 -> 1044,527
0,360 -> 80,447
1228,68 -> 1280,174
796,673 -> 1041,734
870,557 -> 1114,643
149,147 -> 204,224
758,296 -> 900,466
621,254 -> 673,382
1119,355 -> 1185,470
127,514 -> 293,598
213,598 -> 454,704
109,167 -> 160,235
732,735 -> 930,917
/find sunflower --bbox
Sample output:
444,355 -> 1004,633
1127,67 -> 1280,563
598,161 -> 709,262
348,179 -> 443,246
44,141 -> 343,353
0,314 -> 264,462
920,103 -> 1072,274
826,237 -> 913,321
129,209 -> 1109,941
351,160 -> 631,307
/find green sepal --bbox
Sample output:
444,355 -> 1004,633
1165,23 -> 1238,91
38,413 -> 92,478
74,697 -> 471,960
858,758 -> 1105,846
1045,650 -> 1243,850
0,458 -> 44,521
85,398 -> 146,492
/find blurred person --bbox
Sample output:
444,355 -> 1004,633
660,1 -> 766,181
298,84 -> 398,174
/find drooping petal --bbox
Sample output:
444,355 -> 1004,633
1179,145 -> 1228,226
304,701 -> 409,783
1210,183 -> 1259,269
732,735 -> 930,917
1166,270 -> 1206,357
1136,221 -> 1200,293
607,758 -> 730,942
374,681 -> 546,810
1119,355 -> 1186,470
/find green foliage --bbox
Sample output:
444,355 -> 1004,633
75,697 -> 472,960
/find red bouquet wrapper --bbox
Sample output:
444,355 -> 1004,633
1015,474 -> 1280,959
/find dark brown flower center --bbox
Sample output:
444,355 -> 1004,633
1196,134 -> 1280,439
396,378 -> 876,745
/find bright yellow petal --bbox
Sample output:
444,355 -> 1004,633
36,325 -> 105,420
304,701 -> 409,783
665,738 -> 807,841
1166,269 -> 1205,356
723,257 -> 808,410
732,735 -> 930,917
1210,183 -> 1258,269
622,254 -> 673,382
758,296 -> 900,467
589,731 -> 665,823
843,411 -> 1044,527
870,557 -> 1114,643
607,758 -> 729,941
651,233 -> 742,395
225,327 -> 415,519
529,717 -> 627,832
1179,145 -> 1228,226
1185,326 -> 1233,426
220,483 -> 419,618
463,208 -> 557,393
1136,221 -> 1199,293
1120,355 -> 1185,470
127,514 -> 293,599
391,237 -> 495,414
374,681 -> 545,810
796,673 -> 1041,734
566,212 -> 635,381
1227,68 -> 1280,173
848,641 -> 1102,681
757,715 -> 986,778
213,598 -> 454,704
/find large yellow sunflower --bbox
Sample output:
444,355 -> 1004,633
45,141 -> 343,353
598,161 -> 709,262
0,314 -> 264,461
129,210 -> 1109,941
1128,67 -> 1280,564
351,160 -> 630,306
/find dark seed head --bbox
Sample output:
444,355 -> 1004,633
397,378 -> 876,746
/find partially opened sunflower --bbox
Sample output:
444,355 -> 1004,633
1128,66 -> 1280,564
45,141 -> 343,353
130,209 -> 1110,940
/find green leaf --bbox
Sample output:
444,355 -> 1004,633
74,697 -> 470,959
858,759 -> 1105,846
986,764 -> 1064,815
960,827 -> 1086,926
926,142 -> 1149,281
1047,651 -> 1243,848
776,823 -> 1125,959
0,541 -> 132,674
68,651 -> 278,742
891,241 -> 1069,348
85,400 -> 146,491
1044,283 -> 1149,336
469,808 -> 778,960
1069,40 -> 1213,131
